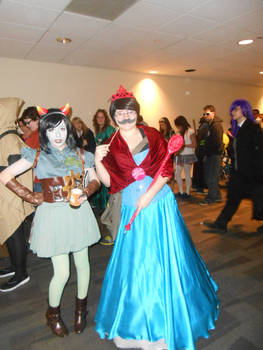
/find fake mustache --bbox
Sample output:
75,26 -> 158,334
117,117 -> 136,125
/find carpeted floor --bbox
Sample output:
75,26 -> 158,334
1,186 -> 263,350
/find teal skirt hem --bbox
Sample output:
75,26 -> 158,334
95,189 -> 219,350
30,201 -> 100,258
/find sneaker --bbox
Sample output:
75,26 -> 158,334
257,225 -> 263,234
182,193 -> 191,200
0,266 -> 15,278
0,275 -> 30,292
199,198 -> 215,206
203,221 -> 227,233
99,235 -> 114,246
174,192 -> 184,199
196,189 -> 205,195
215,198 -> 222,203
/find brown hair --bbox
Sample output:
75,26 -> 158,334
174,115 -> 190,137
20,106 -> 39,125
92,109 -> 111,135
159,117 -> 173,138
203,105 -> 215,112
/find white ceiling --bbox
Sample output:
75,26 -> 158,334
0,0 -> 263,86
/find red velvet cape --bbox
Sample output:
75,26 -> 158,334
102,125 -> 173,194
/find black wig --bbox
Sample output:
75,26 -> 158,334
39,109 -> 76,153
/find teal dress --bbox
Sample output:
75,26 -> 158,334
21,146 -> 101,258
92,125 -> 115,210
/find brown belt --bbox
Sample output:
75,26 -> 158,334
40,172 -> 83,203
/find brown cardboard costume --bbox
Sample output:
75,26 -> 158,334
0,97 -> 34,245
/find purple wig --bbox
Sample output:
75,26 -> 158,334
230,99 -> 254,137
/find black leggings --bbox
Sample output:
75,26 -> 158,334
6,222 -> 27,277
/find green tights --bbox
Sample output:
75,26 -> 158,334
49,247 -> 90,307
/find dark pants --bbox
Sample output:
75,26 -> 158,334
6,222 -> 27,278
204,155 -> 222,201
216,172 -> 250,227
192,155 -> 206,190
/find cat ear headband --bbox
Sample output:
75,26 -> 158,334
36,103 -> 70,117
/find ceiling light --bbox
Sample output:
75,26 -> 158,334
149,70 -> 158,74
259,71 -> 263,75
56,37 -> 72,44
238,39 -> 254,45
185,68 -> 196,73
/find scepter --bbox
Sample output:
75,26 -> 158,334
124,134 -> 184,232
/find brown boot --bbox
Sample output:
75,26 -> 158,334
45,305 -> 69,337
74,296 -> 87,334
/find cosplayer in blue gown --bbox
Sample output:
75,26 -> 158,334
95,149 -> 219,350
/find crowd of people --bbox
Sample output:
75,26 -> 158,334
160,104 -> 263,212
0,89 -> 263,349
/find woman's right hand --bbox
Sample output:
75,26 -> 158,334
95,144 -> 110,162
32,192 -> 44,206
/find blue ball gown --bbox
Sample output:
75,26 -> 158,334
95,150 -> 219,350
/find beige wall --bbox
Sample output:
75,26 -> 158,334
0,56 -> 262,131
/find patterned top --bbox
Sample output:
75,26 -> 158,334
21,146 -> 94,179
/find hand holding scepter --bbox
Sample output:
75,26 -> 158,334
124,134 -> 184,232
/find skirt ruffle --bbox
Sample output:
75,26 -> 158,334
175,154 -> 197,165
30,201 -> 100,257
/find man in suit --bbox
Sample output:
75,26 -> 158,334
204,99 -> 263,233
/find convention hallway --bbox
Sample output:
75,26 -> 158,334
1,188 -> 263,350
